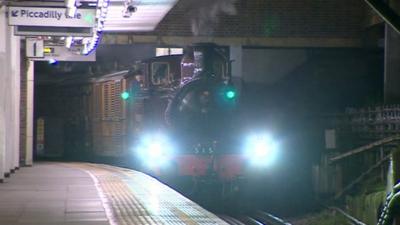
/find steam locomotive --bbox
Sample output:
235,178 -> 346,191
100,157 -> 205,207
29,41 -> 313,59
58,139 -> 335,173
51,44 -> 279,198
132,45 -> 244,179
121,44 -> 278,195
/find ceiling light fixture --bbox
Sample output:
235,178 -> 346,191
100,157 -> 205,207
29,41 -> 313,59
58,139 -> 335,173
82,0 -> 110,55
122,0 -> 137,18
65,36 -> 73,48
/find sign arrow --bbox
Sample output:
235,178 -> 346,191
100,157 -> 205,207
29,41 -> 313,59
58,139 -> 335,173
11,10 -> 19,17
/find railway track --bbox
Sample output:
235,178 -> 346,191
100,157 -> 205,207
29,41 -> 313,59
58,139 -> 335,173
220,211 -> 292,225
219,215 -> 247,225
100,159 -> 293,225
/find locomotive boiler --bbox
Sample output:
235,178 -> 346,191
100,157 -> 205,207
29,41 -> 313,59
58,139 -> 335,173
134,45 -> 241,177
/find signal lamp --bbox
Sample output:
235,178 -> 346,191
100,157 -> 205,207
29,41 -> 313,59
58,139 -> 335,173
225,90 -> 236,99
121,91 -> 130,100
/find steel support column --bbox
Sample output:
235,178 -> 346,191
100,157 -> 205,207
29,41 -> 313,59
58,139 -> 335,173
380,0 -> 400,224
364,0 -> 400,34
230,45 -> 243,94
101,34 -> 362,48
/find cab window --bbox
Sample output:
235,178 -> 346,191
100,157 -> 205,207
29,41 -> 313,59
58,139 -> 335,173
151,62 -> 170,86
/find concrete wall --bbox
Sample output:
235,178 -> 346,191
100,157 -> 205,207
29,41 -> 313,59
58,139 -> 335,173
242,48 -> 308,85
346,191 -> 386,225
19,57 -> 27,165
0,7 -> 21,181
384,2 -> 400,103
103,0 -> 367,48
229,46 -> 308,85
154,0 -> 366,38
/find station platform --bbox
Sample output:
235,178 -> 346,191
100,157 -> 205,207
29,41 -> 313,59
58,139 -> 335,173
0,162 -> 228,225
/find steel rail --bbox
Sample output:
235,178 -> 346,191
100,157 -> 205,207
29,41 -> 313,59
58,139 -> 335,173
254,211 -> 292,225
219,215 -> 247,225
240,216 -> 264,225
329,207 -> 367,225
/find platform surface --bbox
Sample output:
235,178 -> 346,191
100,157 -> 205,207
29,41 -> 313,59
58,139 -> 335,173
0,162 -> 227,225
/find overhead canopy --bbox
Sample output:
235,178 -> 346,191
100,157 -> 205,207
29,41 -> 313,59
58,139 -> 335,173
104,0 -> 179,32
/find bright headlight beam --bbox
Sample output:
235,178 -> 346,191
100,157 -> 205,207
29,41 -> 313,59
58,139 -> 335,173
244,134 -> 278,167
254,141 -> 270,157
148,142 -> 163,157
135,133 -> 174,168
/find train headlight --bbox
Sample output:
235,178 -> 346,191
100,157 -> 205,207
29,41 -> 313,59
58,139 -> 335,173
148,142 -> 164,158
244,134 -> 278,167
136,133 -> 174,168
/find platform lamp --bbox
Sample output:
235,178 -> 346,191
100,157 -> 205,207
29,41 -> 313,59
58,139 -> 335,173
65,0 -> 81,17
65,37 -> 73,49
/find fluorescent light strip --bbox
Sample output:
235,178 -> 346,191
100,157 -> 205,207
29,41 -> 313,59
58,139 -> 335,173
65,36 -> 73,48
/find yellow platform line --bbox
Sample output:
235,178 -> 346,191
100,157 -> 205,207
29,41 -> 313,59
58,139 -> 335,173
68,163 -> 228,225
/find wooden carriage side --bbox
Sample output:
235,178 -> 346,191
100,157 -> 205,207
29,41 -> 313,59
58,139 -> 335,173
89,71 -> 129,157
88,55 -> 182,158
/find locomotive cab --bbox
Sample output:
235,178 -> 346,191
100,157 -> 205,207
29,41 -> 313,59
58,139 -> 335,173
166,44 -> 238,142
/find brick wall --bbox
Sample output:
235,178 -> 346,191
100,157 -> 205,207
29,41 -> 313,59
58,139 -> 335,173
19,53 -> 27,165
139,0 -> 367,38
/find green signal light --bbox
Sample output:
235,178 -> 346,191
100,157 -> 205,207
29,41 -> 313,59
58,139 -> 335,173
121,91 -> 130,100
225,90 -> 236,99
84,13 -> 95,24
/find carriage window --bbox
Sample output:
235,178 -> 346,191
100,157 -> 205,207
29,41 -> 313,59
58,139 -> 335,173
151,62 -> 170,86
156,48 -> 183,56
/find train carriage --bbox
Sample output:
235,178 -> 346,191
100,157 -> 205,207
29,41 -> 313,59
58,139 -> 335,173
88,54 -> 183,158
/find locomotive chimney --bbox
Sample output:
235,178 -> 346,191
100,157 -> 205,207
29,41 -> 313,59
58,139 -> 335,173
180,47 -> 195,85
193,43 -> 223,79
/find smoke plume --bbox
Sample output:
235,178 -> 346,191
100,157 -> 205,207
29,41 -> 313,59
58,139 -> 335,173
187,0 -> 237,36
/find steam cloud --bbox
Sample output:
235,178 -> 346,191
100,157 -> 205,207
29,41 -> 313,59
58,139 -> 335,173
187,0 -> 237,36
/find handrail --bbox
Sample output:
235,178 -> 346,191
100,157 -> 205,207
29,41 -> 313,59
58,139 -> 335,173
334,154 -> 390,199
329,134 -> 400,163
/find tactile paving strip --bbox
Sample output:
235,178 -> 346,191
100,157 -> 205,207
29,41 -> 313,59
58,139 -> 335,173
69,163 -> 228,225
